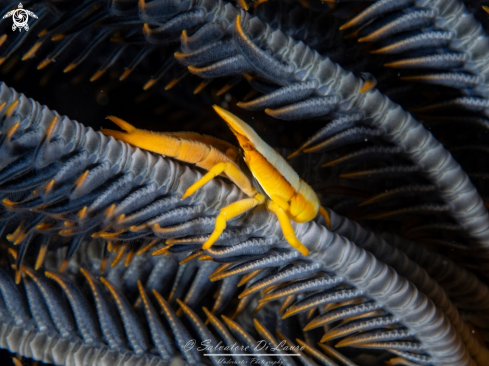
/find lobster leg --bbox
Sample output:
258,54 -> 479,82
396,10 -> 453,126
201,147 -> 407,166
182,161 -> 255,198
202,194 -> 266,249
267,201 -> 309,256
319,206 -> 331,229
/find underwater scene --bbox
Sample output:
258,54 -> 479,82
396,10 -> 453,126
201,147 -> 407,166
0,1 -> 488,365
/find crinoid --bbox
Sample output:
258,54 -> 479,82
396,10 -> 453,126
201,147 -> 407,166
0,0 -> 488,366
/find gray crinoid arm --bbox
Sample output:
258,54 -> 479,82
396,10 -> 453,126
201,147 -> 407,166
0,83 -> 479,365
325,208 -> 489,365
142,0 -> 489,253
0,242 -> 248,366
379,230 -> 489,315
343,0 -> 489,98
290,223 -> 474,366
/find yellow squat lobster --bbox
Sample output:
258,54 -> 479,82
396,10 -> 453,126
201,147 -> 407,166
102,106 -> 330,256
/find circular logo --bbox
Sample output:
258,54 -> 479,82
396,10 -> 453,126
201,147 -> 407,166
12,8 -> 29,30
3,3 -> 38,32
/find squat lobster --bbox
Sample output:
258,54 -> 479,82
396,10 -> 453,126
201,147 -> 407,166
102,106 -> 330,256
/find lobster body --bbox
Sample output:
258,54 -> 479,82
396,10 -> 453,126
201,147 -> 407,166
227,113 -> 320,224
102,106 -> 328,255
204,105 -> 329,255
101,115 -> 256,197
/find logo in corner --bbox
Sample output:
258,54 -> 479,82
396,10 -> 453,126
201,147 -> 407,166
3,3 -> 38,32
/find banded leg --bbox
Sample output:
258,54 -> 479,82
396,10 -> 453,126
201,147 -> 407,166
202,194 -> 266,249
267,201 -> 309,256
